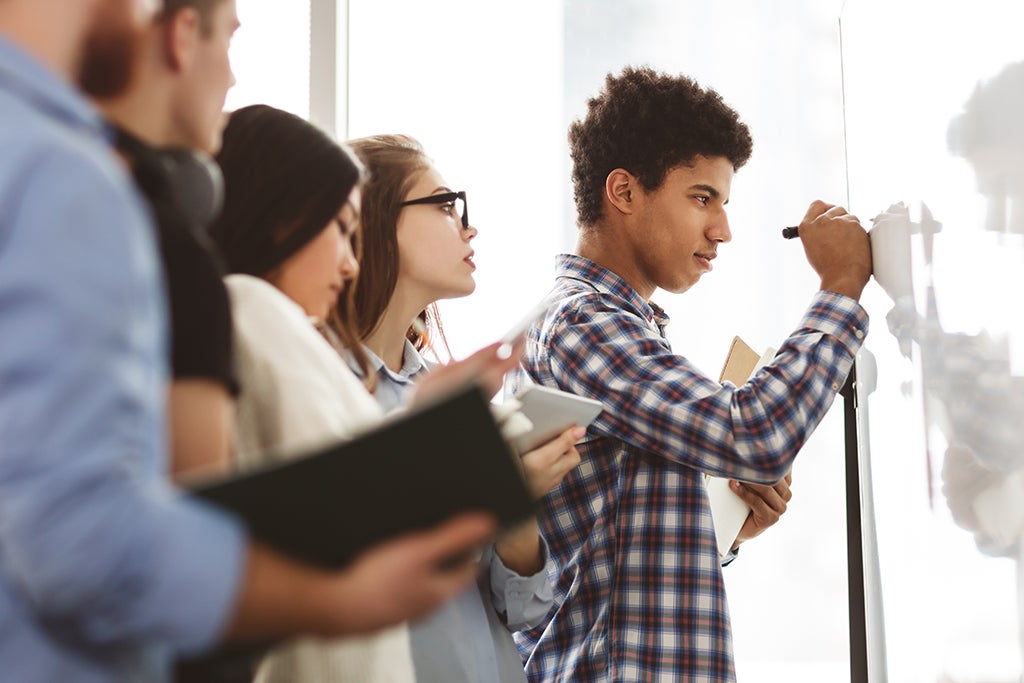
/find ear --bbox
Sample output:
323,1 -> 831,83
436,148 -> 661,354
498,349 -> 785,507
161,7 -> 202,73
604,168 -> 638,217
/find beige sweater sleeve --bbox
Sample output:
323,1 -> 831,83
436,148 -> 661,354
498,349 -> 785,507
225,274 -> 415,683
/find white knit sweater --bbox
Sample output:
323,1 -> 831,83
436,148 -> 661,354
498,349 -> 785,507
226,274 -> 415,683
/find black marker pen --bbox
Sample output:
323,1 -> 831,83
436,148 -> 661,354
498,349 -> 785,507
782,226 -> 799,239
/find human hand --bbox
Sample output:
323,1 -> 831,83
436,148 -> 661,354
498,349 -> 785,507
411,340 -> 524,407
519,426 -> 584,498
729,472 -> 793,550
797,200 -> 872,300
494,428 -> 583,575
226,512 -> 497,643
325,512 -> 497,633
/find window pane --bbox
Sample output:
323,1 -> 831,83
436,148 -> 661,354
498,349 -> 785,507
226,0 -> 310,118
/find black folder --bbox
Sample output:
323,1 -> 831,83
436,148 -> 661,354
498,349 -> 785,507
190,384 -> 535,570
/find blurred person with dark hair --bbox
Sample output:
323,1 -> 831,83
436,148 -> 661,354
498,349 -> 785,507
211,103 -> 409,683
510,66 -> 873,682
0,1 -> 243,680
88,0 -> 240,480
0,2 -> 499,682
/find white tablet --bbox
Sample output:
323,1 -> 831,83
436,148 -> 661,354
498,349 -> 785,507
512,385 -> 606,453
497,301 -> 552,359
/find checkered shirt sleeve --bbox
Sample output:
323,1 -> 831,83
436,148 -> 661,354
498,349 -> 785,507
513,255 -> 868,682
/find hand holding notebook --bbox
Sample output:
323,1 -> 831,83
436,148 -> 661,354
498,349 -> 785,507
189,385 -> 535,570
706,336 -> 778,559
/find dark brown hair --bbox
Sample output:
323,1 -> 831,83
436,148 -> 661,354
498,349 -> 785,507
569,65 -> 753,227
77,1 -> 138,97
210,104 -> 371,379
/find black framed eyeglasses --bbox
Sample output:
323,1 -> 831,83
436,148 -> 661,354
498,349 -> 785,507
399,190 -> 469,229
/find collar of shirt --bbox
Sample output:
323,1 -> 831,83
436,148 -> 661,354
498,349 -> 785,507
342,340 -> 432,414
554,253 -> 670,334
0,35 -> 109,142
342,338 -> 431,383
364,339 -> 431,384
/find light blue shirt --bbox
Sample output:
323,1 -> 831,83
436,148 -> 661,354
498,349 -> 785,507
353,341 -> 553,683
362,339 -> 431,414
0,36 -> 245,682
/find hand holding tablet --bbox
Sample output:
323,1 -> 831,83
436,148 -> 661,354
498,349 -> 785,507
511,385 -> 606,453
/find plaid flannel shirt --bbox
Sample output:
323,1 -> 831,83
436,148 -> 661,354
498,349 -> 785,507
511,254 -> 868,682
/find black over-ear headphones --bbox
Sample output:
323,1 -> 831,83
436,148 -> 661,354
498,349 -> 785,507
114,126 -> 225,231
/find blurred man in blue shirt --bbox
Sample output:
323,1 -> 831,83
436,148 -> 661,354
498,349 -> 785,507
0,2 -> 246,679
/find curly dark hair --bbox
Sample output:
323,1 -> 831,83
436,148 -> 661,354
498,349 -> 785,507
569,66 -> 753,227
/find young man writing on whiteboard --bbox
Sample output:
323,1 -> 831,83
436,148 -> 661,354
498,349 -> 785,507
511,66 -> 873,682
